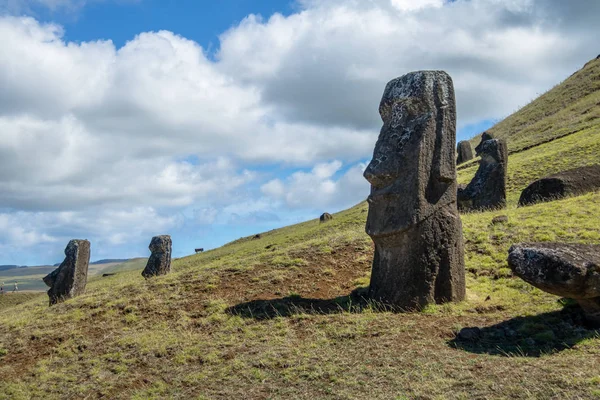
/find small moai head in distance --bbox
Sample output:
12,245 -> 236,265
478,138 -> 507,164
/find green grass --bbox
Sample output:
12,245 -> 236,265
1,58 -> 600,399
0,293 -> 43,312
0,266 -> 56,292
0,259 -> 149,293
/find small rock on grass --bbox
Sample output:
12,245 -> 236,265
491,215 -> 508,225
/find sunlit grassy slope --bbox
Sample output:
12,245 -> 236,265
1,58 -> 600,399
471,56 -> 600,153
0,259 -> 149,293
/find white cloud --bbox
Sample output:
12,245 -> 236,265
0,0 -> 599,261
261,161 -> 368,209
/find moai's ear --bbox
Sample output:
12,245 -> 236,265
432,73 -> 456,183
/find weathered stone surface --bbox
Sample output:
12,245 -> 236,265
319,212 -> 333,223
457,138 -> 508,211
456,140 -> 474,165
474,131 -> 494,155
457,327 -> 481,341
43,239 -> 90,305
518,165 -> 600,207
141,235 -> 172,278
363,70 -> 465,309
508,242 -> 600,327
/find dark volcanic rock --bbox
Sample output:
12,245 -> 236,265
141,235 -> 172,278
363,70 -> 465,309
456,140 -> 474,165
518,165 -> 600,207
457,327 -> 481,341
43,239 -> 91,306
508,242 -> 600,327
458,139 -> 508,212
474,131 -> 495,155
319,212 -> 333,223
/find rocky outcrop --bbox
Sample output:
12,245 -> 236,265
518,165 -> 600,206
508,242 -> 600,327
141,235 -> 172,278
319,212 -> 333,223
456,140 -> 474,165
363,70 -> 465,309
43,239 -> 91,305
457,138 -> 508,211
475,131 -> 494,155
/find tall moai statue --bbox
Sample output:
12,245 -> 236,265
456,140 -> 474,165
43,239 -> 91,306
142,235 -> 172,278
363,71 -> 466,309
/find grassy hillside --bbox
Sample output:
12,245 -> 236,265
0,259 -> 148,293
471,56 -> 600,153
1,59 -> 600,399
0,266 -> 56,292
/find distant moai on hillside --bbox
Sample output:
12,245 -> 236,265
474,131 -> 494,155
43,239 -> 91,306
457,138 -> 508,211
363,70 -> 466,309
319,212 -> 333,223
456,140 -> 474,165
141,235 -> 172,278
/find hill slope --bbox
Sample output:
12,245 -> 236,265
1,58 -> 600,399
470,55 -> 600,154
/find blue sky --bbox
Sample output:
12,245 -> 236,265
40,0 -> 296,50
0,0 -> 597,265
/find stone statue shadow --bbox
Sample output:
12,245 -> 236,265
449,300 -> 600,357
226,288 -> 372,320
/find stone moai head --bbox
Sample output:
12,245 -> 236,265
364,71 -> 457,238
478,138 -> 507,165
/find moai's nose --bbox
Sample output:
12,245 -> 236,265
364,161 -> 395,189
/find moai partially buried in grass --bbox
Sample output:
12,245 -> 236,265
457,138 -> 508,212
363,71 -> 466,309
43,239 -> 91,306
142,235 -> 172,278
508,243 -> 600,327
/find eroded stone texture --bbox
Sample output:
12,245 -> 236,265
141,235 -> 172,278
508,242 -> 600,327
43,239 -> 90,306
363,70 -> 465,309
457,138 -> 508,211
456,140 -> 474,165
320,212 -> 333,223
518,165 -> 600,206
475,131 -> 494,155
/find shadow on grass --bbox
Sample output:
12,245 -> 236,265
226,288 -> 373,319
449,300 -> 600,357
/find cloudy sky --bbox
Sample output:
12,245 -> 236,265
0,0 -> 598,265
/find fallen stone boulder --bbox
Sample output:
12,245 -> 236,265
457,138 -> 508,211
43,239 -> 91,305
456,140 -> 474,165
363,70 -> 465,309
141,235 -> 172,278
474,131 -> 494,155
518,165 -> 600,207
508,242 -> 600,327
319,212 -> 333,223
